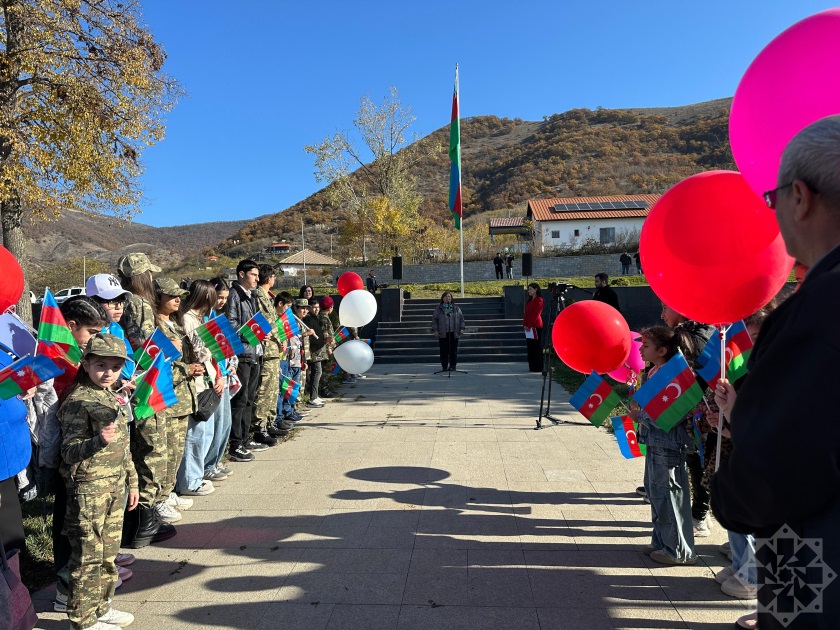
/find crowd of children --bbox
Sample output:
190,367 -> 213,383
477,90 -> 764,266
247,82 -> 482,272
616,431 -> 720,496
21,255 -> 357,630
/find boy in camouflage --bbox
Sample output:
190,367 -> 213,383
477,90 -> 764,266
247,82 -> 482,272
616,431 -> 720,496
59,333 -> 138,630
251,265 -> 283,444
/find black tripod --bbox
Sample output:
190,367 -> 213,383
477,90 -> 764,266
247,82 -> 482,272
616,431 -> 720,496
536,285 -> 570,429
434,332 -> 467,377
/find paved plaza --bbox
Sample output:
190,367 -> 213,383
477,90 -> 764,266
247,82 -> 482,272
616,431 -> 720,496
33,363 -> 751,629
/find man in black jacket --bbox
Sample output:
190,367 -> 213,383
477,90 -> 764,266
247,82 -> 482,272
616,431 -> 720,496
225,259 -> 264,462
593,273 -> 621,313
712,116 -> 840,629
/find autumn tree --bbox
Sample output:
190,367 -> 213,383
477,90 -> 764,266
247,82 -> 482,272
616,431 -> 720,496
305,86 -> 438,262
0,0 -> 181,321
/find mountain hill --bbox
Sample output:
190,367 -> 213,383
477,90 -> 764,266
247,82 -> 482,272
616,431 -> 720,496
23,209 -> 254,268
220,97 -> 734,249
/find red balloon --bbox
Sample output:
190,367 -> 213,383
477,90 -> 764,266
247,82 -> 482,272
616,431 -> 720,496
337,272 -> 365,296
640,171 -> 792,325
552,301 -> 631,374
0,246 -> 24,312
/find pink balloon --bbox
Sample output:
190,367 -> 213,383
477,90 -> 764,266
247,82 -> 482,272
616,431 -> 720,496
607,331 -> 644,383
730,9 -> 840,197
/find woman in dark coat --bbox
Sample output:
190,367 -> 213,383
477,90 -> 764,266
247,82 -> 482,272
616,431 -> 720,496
431,292 -> 465,371
523,283 -> 544,372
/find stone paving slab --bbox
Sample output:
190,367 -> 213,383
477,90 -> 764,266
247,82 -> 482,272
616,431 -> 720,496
33,363 -> 750,629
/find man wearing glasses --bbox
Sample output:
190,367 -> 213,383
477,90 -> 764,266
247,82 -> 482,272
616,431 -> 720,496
712,116 -> 840,629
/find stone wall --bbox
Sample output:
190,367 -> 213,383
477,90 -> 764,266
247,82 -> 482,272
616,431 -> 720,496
336,253 -> 637,285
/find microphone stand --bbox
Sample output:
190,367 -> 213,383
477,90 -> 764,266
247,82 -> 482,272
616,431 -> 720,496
536,286 -> 571,429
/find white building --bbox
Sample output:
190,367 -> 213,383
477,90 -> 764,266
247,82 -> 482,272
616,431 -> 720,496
526,194 -> 661,249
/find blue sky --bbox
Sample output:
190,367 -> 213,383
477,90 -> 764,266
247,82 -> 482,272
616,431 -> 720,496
138,0 -> 837,227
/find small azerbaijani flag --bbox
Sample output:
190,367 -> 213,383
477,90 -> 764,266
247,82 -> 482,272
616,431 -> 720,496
609,416 -> 645,459
133,328 -> 181,373
568,371 -> 621,427
133,351 -> 178,419
330,360 -> 342,375
197,315 -> 245,361
103,321 -> 135,379
695,321 -> 754,389
333,327 -> 350,344
280,374 -> 301,403
632,352 -> 703,432
275,307 -> 302,342
448,64 -> 462,230
0,355 -> 65,400
37,289 -> 82,366
239,312 -> 273,347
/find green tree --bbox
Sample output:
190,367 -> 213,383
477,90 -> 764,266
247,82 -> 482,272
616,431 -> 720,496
0,0 -> 181,321
30,256 -> 109,296
304,86 -> 437,262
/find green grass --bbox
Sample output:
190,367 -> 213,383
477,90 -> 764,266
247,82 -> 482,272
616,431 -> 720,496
21,496 -> 56,593
549,355 -> 634,430
402,275 -> 649,298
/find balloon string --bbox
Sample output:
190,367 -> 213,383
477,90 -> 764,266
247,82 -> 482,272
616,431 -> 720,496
715,324 -> 731,472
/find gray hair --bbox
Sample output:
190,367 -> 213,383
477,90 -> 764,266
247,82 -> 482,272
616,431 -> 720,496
778,115 -> 840,205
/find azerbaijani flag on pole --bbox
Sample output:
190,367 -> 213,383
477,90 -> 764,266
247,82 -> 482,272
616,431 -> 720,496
36,289 -> 82,366
449,64 -> 462,230
103,321 -> 135,379
609,416 -> 646,458
695,321 -> 754,389
0,355 -> 65,400
632,352 -> 703,432
133,352 -> 178,419
276,308 -> 302,342
330,360 -> 342,375
333,327 -> 350,344
133,328 -> 181,373
280,374 -> 301,403
568,371 -> 621,427
196,315 -> 245,361
239,312 -> 273,346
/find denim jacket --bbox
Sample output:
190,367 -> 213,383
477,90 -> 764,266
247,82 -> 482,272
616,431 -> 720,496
637,410 -> 692,450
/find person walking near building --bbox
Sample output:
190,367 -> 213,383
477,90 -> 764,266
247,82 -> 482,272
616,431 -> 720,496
619,251 -> 632,275
493,253 -> 504,280
505,252 -> 514,279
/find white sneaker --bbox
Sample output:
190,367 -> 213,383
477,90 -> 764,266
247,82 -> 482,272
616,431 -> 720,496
181,479 -> 215,496
154,501 -> 182,523
53,589 -> 68,612
97,606 -> 135,627
81,622 -> 122,630
312,397 -> 326,405
166,492 -> 193,510
693,517 -> 711,538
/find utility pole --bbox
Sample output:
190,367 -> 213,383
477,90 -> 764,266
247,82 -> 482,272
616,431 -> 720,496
301,217 -> 307,285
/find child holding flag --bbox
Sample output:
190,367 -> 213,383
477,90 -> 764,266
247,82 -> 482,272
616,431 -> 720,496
58,333 -> 137,630
631,326 -> 697,566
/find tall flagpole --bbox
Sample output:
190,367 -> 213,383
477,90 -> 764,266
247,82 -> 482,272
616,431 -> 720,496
449,64 -> 464,297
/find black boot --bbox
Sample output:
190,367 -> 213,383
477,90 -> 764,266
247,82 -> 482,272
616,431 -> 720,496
121,507 -> 139,547
124,505 -> 160,549
152,520 -> 177,544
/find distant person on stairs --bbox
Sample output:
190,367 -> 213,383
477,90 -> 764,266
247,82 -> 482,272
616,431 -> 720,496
431,292 -> 465,371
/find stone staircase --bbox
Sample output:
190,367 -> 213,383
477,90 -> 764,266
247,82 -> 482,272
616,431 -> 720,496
374,296 -> 527,364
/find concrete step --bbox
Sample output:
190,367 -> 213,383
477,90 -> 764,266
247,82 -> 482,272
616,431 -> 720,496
401,313 -> 510,322
375,338 -> 526,350
376,349 -> 528,364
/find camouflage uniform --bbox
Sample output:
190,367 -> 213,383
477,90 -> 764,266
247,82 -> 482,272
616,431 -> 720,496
299,310 -> 310,404
59,335 -> 136,630
120,294 -> 167,508
252,286 -> 282,435
158,316 -> 198,498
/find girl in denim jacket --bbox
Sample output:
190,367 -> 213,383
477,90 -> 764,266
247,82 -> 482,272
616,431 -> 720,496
632,326 -> 696,566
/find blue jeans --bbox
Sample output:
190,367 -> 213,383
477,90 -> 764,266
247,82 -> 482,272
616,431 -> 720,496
204,387 -> 232,474
177,413 -> 215,492
278,365 -> 301,419
729,531 -> 757,585
645,445 -> 695,561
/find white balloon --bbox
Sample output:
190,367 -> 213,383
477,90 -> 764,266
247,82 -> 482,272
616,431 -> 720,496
339,289 -> 377,327
334,340 -> 374,374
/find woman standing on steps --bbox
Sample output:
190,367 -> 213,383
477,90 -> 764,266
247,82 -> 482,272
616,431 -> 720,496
523,283 -> 544,372
431,292 -> 465,371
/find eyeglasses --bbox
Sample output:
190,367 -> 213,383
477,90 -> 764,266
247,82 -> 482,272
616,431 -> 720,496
763,183 -> 793,209
101,300 -> 126,308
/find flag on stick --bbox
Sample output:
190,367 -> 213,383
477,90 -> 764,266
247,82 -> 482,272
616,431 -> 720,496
133,328 -> 182,373
276,308 -> 302,341
333,327 -> 350,344
103,322 -> 135,379
196,315 -> 246,361
449,65 -> 462,230
280,375 -> 301,403
330,360 -> 342,375
0,355 -> 65,400
696,321 -> 754,389
133,352 -> 178,419
632,352 -> 703,432
610,416 -> 646,458
37,289 -> 82,366
568,371 -> 621,427
239,312 -> 273,347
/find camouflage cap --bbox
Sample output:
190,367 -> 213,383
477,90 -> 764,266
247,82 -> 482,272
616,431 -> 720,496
294,298 -> 310,307
83,333 -> 129,360
117,253 -> 161,277
156,277 -> 189,299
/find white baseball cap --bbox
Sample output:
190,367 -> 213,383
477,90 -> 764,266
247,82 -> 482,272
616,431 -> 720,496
85,274 -> 133,301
